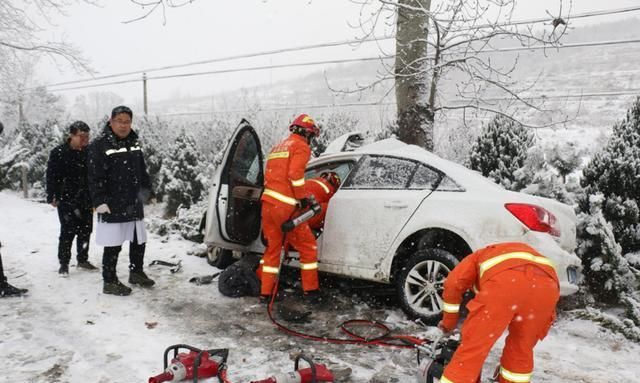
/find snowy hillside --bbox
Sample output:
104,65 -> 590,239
1,190 -> 640,382
151,18 -> 640,155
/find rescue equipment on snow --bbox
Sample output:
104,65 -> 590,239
148,345 -> 333,383
248,355 -> 334,383
148,344 -> 227,383
149,259 -> 183,274
415,335 -> 472,383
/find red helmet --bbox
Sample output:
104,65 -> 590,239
289,113 -> 320,137
320,171 -> 341,189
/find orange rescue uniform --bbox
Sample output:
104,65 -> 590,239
439,242 -> 560,383
304,176 -> 337,230
260,133 -> 318,296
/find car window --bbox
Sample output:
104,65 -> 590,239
343,156 -> 417,189
437,175 -> 465,191
305,161 -> 354,189
231,130 -> 261,185
408,165 -> 442,190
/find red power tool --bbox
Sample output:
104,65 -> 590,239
149,344 -> 228,383
250,355 -> 334,383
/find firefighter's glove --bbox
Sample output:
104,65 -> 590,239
437,320 -> 455,335
96,204 -> 111,214
298,198 -> 311,209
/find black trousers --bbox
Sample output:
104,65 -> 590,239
102,227 -> 146,283
57,205 -> 93,265
0,252 -> 6,285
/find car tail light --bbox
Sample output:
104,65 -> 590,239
505,203 -> 561,237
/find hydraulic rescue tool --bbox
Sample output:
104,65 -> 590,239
281,196 -> 321,233
248,355 -> 334,383
149,344 -> 227,383
149,345 -> 333,383
415,334 -> 477,383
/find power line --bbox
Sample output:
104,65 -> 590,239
156,89 -> 640,116
47,37 -> 640,93
40,5 -> 640,89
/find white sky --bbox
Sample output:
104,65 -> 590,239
34,0 -> 640,107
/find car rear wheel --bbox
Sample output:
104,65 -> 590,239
395,248 -> 459,325
206,246 -> 236,269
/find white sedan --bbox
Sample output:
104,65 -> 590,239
203,120 -> 582,323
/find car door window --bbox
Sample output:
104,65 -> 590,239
344,156 -> 417,189
229,130 -> 262,186
409,165 -> 442,190
305,161 -> 354,189
436,175 -> 464,191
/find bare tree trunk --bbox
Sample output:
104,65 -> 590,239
395,0 -> 433,150
21,166 -> 28,198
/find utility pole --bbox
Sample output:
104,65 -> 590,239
143,72 -> 148,115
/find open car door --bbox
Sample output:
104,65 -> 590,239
204,120 -> 264,250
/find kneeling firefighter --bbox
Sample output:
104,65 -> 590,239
259,114 -> 322,304
421,242 -> 560,383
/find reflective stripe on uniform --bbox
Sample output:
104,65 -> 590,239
262,265 -> 279,274
105,147 -> 128,156
267,151 -> 289,160
291,178 -> 305,187
500,367 -> 532,383
440,376 -> 455,383
443,302 -> 460,313
479,251 -> 555,277
259,259 -> 264,264
301,262 -> 318,270
262,188 -> 297,206
130,146 -> 142,151
309,178 -> 330,194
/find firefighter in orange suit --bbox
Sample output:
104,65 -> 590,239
305,171 -> 340,230
259,113 -> 321,302
434,242 -> 560,383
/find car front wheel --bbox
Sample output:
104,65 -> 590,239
395,248 -> 459,325
206,246 -> 236,269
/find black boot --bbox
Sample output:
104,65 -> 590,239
129,270 -> 155,287
103,279 -> 132,296
58,264 -> 69,276
102,246 -> 121,283
0,280 -> 28,297
128,240 -> 154,287
77,260 -> 98,270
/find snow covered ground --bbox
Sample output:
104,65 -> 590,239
1,190 -> 639,383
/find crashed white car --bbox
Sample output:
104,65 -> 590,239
204,120 -> 582,323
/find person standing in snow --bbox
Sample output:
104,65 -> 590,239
259,114 -> 322,304
46,121 -> 97,275
88,106 -> 154,296
423,242 -> 559,383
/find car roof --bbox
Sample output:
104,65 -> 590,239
315,137 -> 505,191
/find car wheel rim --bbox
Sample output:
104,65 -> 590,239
403,260 -> 451,316
208,247 -> 220,263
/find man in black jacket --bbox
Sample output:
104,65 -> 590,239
88,106 -> 154,296
46,121 -> 97,275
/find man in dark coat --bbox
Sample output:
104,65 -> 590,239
46,121 -> 97,275
88,105 -> 154,296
